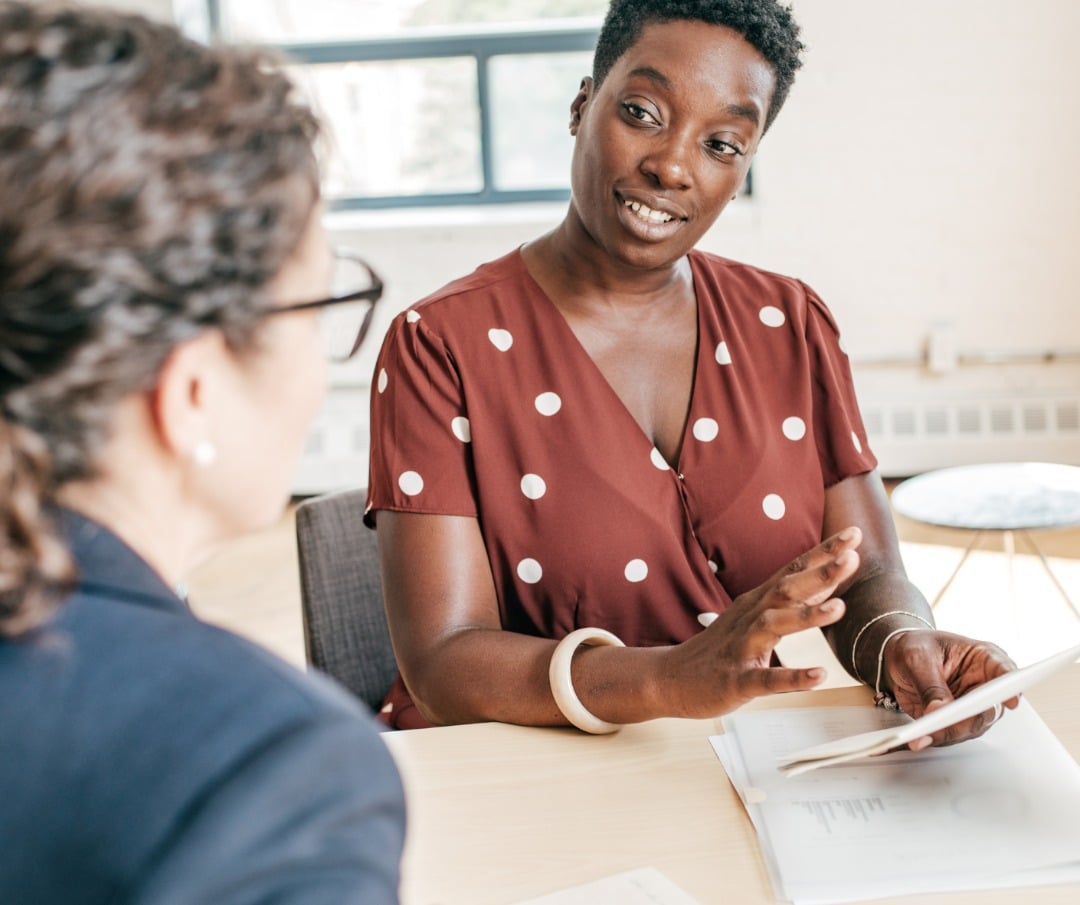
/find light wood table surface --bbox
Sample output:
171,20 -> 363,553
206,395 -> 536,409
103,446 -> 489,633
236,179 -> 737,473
383,666 -> 1080,905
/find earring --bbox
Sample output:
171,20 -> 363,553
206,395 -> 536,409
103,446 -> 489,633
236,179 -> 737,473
730,195 -> 738,201
192,441 -> 217,467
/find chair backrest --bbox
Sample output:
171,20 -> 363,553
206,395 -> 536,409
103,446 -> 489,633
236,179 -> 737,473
294,488 -> 397,712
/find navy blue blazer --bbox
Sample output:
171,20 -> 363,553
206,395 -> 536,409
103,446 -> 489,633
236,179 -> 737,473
0,511 -> 405,904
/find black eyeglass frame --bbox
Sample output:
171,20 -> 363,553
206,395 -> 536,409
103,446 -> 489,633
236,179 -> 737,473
264,250 -> 385,362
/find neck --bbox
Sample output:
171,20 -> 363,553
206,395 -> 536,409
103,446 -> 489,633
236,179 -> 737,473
57,474 -> 213,591
529,212 -> 692,313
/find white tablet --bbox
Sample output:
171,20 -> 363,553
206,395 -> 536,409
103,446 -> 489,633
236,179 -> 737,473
777,641 -> 1080,776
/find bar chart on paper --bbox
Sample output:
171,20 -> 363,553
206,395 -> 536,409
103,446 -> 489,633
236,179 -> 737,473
791,796 -> 885,834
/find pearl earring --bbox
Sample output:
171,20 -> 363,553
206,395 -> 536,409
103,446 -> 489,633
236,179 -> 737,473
192,441 -> 217,467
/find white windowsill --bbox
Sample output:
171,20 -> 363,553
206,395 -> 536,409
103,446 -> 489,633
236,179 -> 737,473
325,201 -> 570,233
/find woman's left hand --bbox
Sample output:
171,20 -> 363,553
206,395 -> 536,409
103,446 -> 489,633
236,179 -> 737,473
882,630 -> 1018,749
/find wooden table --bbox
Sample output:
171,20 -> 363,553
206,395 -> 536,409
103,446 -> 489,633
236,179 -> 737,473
384,666 -> 1080,905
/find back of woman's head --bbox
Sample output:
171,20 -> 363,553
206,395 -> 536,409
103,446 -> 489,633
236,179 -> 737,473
592,0 -> 803,132
0,1 -> 321,636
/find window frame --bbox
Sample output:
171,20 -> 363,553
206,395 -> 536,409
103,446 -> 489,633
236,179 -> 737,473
203,2 -> 600,210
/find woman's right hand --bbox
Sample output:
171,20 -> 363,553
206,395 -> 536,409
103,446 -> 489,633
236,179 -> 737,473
658,527 -> 862,719
379,509 -> 861,727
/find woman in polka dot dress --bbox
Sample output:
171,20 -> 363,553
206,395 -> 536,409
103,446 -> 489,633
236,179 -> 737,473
366,0 -> 1016,739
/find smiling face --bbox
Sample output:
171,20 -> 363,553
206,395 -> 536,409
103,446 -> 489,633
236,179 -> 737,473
567,19 -> 776,272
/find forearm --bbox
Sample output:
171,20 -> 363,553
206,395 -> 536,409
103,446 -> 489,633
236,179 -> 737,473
406,628 -> 671,727
824,570 -> 935,688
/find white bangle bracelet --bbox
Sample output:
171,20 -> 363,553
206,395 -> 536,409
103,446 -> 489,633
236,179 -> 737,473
548,627 -> 625,734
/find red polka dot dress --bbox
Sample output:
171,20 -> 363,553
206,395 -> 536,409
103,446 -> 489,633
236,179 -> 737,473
366,249 -> 876,728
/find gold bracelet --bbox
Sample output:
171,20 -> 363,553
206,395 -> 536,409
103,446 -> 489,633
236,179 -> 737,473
849,609 -> 934,683
548,627 -> 625,734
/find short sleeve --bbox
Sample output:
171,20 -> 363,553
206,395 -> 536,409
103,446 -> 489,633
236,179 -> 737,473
366,311 -> 478,525
801,282 -> 878,487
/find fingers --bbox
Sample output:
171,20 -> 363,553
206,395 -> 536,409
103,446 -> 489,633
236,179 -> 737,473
888,634 -> 1021,748
917,679 -> 952,713
774,526 -> 863,586
738,547 -> 858,639
740,597 -> 847,661
734,534 -> 861,630
720,533 -> 862,661
772,532 -> 862,608
737,665 -> 829,699
909,698 -> 1005,749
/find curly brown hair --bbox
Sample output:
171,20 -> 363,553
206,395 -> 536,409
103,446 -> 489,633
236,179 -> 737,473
0,1 -> 321,636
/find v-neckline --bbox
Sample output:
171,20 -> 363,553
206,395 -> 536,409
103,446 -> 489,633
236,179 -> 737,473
513,248 -> 704,472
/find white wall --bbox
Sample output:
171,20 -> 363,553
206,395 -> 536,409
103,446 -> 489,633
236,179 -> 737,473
316,0 -> 1080,484
726,0 -> 1080,361
335,0 -> 1080,361
32,0 -> 1080,480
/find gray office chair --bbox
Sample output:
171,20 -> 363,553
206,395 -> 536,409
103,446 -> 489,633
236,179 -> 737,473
295,488 -> 398,712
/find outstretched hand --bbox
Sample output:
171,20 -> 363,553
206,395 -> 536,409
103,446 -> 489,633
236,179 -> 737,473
666,526 -> 863,719
883,630 -> 1017,749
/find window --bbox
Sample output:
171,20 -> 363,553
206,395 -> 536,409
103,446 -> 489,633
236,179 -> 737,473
201,1 -> 606,209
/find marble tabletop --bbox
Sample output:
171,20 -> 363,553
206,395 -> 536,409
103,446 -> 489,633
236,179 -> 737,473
890,462 -> 1080,531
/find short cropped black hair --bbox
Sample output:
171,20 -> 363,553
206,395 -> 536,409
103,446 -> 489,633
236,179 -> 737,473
592,0 -> 804,131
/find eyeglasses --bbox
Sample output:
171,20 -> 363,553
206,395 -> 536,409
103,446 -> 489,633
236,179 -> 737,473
266,249 -> 384,362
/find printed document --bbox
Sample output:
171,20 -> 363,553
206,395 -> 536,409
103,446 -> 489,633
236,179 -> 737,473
713,699 -> 1080,903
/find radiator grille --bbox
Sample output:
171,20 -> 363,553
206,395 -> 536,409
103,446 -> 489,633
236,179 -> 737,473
863,397 -> 1080,476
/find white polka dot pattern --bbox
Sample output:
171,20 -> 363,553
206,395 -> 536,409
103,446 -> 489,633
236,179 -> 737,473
364,252 -> 876,680
520,473 -> 547,500
762,494 -> 786,520
535,392 -> 562,416
398,471 -> 424,496
759,306 -> 786,328
692,418 -> 719,442
451,416 -> 471,443
517,558 -> 542,584
782,416 -> 806,441
488,328 -> 513,351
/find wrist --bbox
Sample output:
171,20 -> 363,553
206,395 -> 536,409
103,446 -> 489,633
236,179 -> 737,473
873,626 -> 929,707
548,628 -> 625,734
849,609 -> 934,687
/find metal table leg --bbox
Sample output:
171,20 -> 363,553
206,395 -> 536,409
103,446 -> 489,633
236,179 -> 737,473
1020,530 -> 1080,622
931,530 -> 985,609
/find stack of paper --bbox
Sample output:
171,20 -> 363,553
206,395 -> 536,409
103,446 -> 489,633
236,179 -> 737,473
712,644 -> 1080,904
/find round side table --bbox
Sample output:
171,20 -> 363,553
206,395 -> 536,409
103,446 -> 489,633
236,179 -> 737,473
890,462 -> 1080,620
